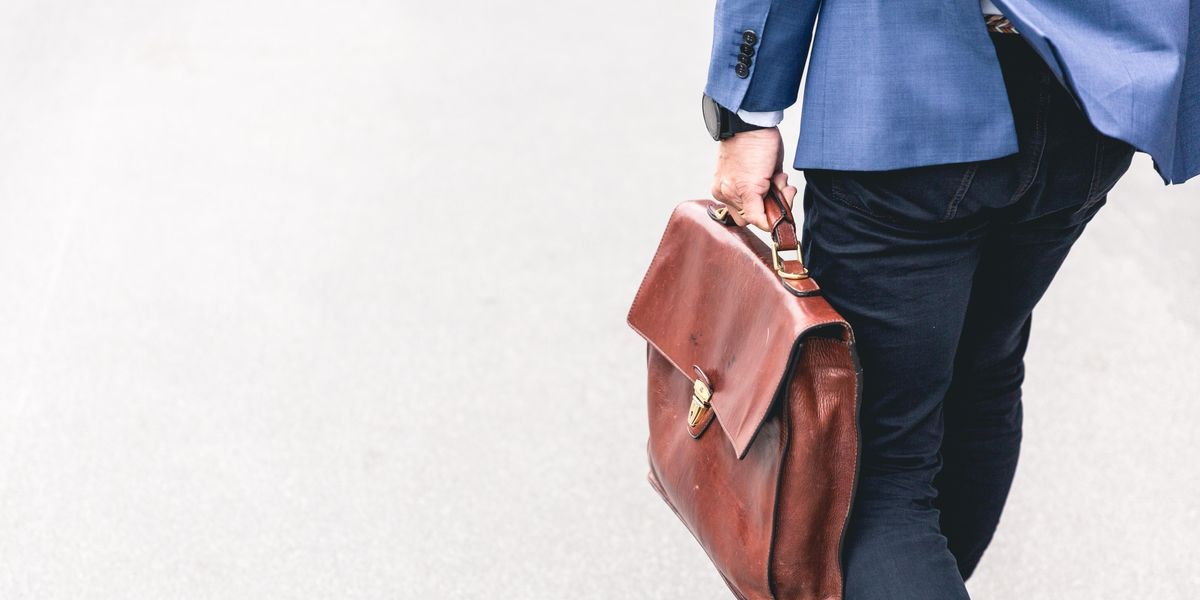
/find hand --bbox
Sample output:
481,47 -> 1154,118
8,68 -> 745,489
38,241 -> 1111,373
711,127 -> 798,231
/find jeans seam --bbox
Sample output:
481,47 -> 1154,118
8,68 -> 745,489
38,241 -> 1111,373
942,163 -> 981,221
1085,132 -> 1107,205
1009,74 -> 1052,203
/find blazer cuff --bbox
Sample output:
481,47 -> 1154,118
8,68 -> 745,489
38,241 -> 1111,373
703,0 -> 821,113
703,6 -> 772,112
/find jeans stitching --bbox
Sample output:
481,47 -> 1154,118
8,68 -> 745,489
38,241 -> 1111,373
1077,137 -> 1134,215
1082,132 -> 1107,209
1009,75 -> 1052,203
829,175 -> 904,224
942,163 -> 981,221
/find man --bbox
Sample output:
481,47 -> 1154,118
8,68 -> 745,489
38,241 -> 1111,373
702,0 -> 1198,597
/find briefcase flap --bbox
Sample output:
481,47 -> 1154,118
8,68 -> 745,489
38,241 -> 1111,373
628,200 -> 852,459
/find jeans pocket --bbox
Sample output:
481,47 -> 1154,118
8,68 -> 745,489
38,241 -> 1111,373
828,160 -> 982,225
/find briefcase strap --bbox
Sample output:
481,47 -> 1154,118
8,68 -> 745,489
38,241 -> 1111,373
707,186 -> 820,296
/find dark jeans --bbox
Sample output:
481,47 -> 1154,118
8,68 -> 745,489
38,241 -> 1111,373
799,33 -> 1136,599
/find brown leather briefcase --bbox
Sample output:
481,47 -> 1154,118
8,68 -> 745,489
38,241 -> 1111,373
627,191 -> 862,600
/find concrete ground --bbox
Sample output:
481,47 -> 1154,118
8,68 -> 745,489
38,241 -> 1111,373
0,1 -> 1196,598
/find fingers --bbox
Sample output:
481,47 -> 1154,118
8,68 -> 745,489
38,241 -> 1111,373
771,172 -> 799,208
713,179 -> 748,226
733,179 -> 770,231
771,172 -> 789,195
714,172 -> 798,232
710,128 -> 788,230
713,177 -> 778,231
781,184 -> 798,208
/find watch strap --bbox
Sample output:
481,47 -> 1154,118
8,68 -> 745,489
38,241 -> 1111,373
726,111 -> 768,136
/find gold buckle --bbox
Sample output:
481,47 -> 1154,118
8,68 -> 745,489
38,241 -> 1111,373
687,379 -> 712,428
771,241 -> 810,280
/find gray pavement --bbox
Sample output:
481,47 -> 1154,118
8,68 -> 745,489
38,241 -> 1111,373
0,2 -> 1197,598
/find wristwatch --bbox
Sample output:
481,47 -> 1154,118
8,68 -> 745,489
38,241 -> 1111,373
702,93 -> 768,141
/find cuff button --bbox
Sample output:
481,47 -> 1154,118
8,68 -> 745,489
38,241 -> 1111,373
735,64 -> 750,78
742,30 -> 758,45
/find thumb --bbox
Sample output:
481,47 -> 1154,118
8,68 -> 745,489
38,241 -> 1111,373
734,179 -> 771,231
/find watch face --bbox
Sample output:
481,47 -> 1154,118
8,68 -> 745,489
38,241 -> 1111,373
702,95 -> 722,140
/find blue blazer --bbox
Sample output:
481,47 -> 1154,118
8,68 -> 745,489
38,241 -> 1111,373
705,0 -> 1200,184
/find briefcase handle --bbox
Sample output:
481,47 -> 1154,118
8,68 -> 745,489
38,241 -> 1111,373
707,185 -> 814,292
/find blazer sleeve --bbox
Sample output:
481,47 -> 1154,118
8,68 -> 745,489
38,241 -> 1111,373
704,0 -> 822,113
